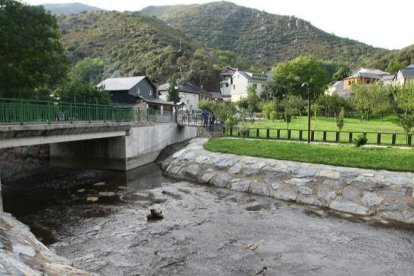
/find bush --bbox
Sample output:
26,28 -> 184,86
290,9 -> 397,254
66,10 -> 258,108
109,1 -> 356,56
238,122 -> 249,139
353,134 -> 368,147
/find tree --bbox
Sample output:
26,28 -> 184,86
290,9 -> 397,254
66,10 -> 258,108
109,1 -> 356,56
246,86 -> 260,114
352,83 -> 390,121
54,57 -> 109,104
267,55 -> 330,100
336,107 -> 345,131
0,0 -> 68,99
332,65 -> 351,81
262,100 -> 277,120
167,77 -> 180,104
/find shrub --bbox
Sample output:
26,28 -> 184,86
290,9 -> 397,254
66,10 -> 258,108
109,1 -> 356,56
353,134 -> 368,147
238,122 -> 249,140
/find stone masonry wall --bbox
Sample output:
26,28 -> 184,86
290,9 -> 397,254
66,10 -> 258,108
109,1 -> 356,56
162,138 -> 414,224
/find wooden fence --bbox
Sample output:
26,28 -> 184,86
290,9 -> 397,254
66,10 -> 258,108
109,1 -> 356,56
222,127 -> 413,146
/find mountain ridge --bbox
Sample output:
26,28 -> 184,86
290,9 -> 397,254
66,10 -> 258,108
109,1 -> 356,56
41,2 -> 104,15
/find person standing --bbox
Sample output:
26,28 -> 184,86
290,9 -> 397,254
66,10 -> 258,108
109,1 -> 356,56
202,110 -> 209,127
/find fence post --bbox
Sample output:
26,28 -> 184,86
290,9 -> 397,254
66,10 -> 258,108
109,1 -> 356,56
377,133 -> 381,145
408,134 -> 412,146
277,129 -> 280,139
230,127 -> 233,137
222,126 -> 226,134
19,100 -> 23,124
256,129 -> 260,138
323,131 -> 327,142
349,132 -> 353,143
299,130 -> 302,141
311,130 -> 315,141
336,131 -> 339,142
287,129 -> 291,140
392,133 -> 396,145
266,129 -> 270,139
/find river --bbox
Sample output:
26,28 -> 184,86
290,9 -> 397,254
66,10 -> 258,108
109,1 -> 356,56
2,161 -> 414,275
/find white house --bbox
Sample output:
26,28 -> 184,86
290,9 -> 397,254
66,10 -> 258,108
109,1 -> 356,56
158,82 -> 212,112
394,64 -> 414,86
230,70 -> 272,102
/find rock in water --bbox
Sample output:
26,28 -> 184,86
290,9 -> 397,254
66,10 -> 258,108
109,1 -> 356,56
147,209 -> 163,221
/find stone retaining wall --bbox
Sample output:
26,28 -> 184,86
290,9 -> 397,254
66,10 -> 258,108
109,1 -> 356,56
162,138 -> 414,224
0,211 -> 90,275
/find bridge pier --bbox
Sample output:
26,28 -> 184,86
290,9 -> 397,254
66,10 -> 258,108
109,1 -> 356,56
50,123 -> 197,171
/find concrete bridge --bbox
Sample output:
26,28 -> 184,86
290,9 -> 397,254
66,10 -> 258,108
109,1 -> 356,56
0,121 -> 197,171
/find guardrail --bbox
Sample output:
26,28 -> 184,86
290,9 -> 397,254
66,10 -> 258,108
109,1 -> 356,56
222,126 -> 413,147
0,98 -> 174,124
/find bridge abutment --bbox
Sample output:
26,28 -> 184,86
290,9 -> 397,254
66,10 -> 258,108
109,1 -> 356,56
50,123 -> 197,171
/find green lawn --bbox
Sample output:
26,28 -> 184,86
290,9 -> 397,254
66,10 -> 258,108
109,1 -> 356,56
230,114 -> 409,146
248,114 -> 402,133
204,138 -> 414,172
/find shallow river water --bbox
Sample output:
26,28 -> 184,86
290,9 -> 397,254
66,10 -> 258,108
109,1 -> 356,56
2,163 -> 414,275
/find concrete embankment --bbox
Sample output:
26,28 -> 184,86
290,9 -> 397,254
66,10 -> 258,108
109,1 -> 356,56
0,211 -> 91,275
163,138 -> 414,224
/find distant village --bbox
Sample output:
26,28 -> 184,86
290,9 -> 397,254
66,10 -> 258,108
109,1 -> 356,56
98,64 -> 414,114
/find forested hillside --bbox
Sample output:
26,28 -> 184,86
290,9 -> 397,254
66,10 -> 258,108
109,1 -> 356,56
363,44 -> 414,73
142,1 -> 389,67
57,11 -> 258,89
42,2 -> 104,15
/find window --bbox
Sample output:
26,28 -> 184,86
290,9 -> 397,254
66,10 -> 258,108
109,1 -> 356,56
225,83 -> 229,87
252,83 -> 257,89
233,85 -> 235,90
149,89 -> 153,96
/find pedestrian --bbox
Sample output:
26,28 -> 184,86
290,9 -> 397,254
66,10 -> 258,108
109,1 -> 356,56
209,113 -> 216,130
202,110 -> 209,127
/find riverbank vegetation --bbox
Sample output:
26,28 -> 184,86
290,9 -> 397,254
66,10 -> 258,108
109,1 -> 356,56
204,138 -> 414,172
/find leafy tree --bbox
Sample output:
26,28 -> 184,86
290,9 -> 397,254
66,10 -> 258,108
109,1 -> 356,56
167,77 -> 180,104
0,0 -> 68,99
268,55 -> 330,100
262,100 -> 277,120
269,111 -> 277,121
391,84 -> 414,139
246,86 -> 260,114
54,57 -> 109,104
332,65 -> 351,81
336,107 -> 345,131
352,83 -> 389,121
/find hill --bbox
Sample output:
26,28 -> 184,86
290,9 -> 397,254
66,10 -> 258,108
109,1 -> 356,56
363,44 -> 414,73
57,11 -> 234,90
142,1 -> 389,68
41,2 -> 104,15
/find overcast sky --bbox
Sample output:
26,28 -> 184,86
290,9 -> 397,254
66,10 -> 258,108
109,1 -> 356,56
23,0 -> 414,50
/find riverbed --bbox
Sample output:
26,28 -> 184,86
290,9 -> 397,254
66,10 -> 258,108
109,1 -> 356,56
2,162 -> 414,275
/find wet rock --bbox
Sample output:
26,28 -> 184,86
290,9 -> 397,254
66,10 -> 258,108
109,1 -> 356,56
297,196 -> 324,207
195,155 -> 210,164
353,177 -> 377,191
185,165 -> 200,177
298,186 -> 313,196
377,189 -> 406,198
12,243 -> 35,257
318,187 -> 337,202
98,192 -> 116,197
275,188 -> 297,201
381,211 -> 414,224
362,192 -> 383,207
183,152 -> 196,161
93,182 -> 106,186
318,169 -> 340,179
322,179 -> 344,188
213,157 -> 233,169
285,178 -> 312,186
170,165 -> 184,175
330,201 -> 370,215
147,209 -> 164,221
229,163 -> 242,174
230,179 -> 251,192
87,197 -> 99,202
77,188 -> 86,193
200,171 -> 215,184
296,168 -> 317,178
134,191 -> 149,198
378,200 -> 408,211
249,183 -> 270,196
343,186 -> 361,201
212,173 -> 231,188
172,149 -> 187,159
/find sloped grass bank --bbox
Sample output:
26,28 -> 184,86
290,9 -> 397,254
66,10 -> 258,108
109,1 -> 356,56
204,138 -> 414,172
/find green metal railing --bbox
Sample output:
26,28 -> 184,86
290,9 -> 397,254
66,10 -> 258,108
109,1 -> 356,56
0,98 -> 174,124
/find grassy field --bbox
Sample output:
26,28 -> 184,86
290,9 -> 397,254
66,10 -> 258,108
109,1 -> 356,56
232,114 -> 409,146
248,114 -> 402,133
204,138 -> 414,172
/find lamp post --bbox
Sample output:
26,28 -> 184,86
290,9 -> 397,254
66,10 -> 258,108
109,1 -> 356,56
301,82 -> 311,144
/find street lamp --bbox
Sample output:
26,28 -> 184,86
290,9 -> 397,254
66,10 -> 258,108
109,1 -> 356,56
301,82 -> 311,144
